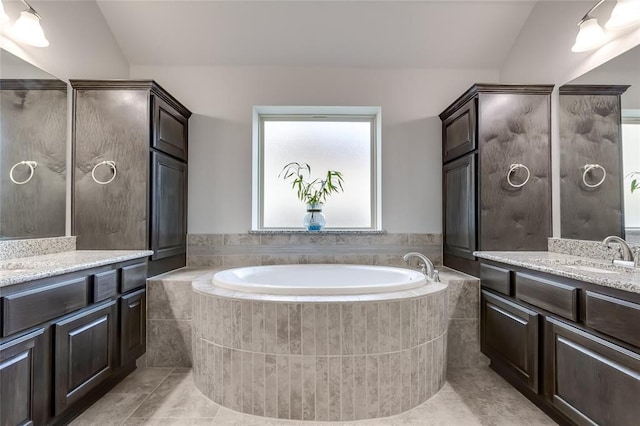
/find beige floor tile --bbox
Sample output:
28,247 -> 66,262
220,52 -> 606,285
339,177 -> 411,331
69,392 -> 149,425
130,373 -> 220,419
123,418 -> 217,425
110,368 -> 174,394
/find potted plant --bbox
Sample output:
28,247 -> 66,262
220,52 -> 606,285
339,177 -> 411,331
627,171 -> 640,193
279,162 -> 344,231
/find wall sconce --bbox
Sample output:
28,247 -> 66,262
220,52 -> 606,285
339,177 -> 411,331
2,0 -> 49,47
572,0 -> 640,52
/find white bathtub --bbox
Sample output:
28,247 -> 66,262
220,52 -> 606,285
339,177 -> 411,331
211,264 -> 427,295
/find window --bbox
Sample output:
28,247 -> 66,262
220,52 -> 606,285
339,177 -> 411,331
252,106 -> 381,230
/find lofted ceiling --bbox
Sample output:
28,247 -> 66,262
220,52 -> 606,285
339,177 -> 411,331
96,0 -> 537,69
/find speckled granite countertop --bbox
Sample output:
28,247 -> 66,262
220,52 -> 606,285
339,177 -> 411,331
0,250 -> 153,288
474,251 -> 640,294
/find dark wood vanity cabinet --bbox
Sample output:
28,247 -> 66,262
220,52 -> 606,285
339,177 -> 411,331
0,259 -> 148,425
71,80 -> 191,277
480,260 -> 640,426
440,85 -> 554,276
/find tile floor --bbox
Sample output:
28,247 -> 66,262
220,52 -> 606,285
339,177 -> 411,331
70,367 -> 557,425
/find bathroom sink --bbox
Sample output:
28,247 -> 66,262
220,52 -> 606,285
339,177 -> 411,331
531,258 -> 635,274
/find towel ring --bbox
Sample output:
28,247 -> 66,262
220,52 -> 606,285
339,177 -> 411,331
507,163 -> 530,188
9,161 -> 38,185
91,160 -> 117,185
582,164 -> 606,188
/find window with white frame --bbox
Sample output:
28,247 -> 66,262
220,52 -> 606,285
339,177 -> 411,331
252,106 -> 382,230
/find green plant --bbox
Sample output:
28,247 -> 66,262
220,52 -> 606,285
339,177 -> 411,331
627,172 -> 640,193
279,162 -> 344,205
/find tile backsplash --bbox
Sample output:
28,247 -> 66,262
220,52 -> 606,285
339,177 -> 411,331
187,233 -> 442,268
0,236 -> 76,260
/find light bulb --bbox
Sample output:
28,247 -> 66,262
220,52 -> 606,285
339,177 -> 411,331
605,0 -> 640,30
572,17 -> 607,53
12,9 -> 49,47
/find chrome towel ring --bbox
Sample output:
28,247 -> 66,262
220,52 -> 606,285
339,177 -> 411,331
91,160 -> 117,185
507,163 -> 530,188
9,161 -> 38,185
582,164 -> 606,188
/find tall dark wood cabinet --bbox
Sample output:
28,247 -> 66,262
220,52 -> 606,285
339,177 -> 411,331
71,80 -> 191,276
440,85 -> 554,276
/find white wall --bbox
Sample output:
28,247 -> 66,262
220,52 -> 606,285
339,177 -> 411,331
0,0 -> 128,80
131,66 -> 498,233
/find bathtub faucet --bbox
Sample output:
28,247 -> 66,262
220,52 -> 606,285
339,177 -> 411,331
403,252 -> 441,282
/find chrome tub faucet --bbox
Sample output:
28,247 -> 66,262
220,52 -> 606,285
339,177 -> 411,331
403,252 -> 441,282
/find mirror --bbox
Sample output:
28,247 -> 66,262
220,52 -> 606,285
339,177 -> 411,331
559,45 -> 640,244
0,49 -> 67,239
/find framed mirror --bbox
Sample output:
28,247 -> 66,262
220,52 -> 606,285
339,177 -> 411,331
0,49 -> 67,239
559,45 -> 640,244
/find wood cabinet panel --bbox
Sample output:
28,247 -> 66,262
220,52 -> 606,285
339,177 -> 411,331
120,289 -> 146,366
2,277 -> 88,337
152,95 -> 188,160
442,97 -> 476,162
480,263 -> 511,296
585,291 -> 640,349
545,317 -> 640,426
515,272 -> 578,321
443,153 -> 476,261
54,301 -> 117,415
121,262 -> 147,293
0,328 -> 47,426
92,270 -> 118,303
151,151 -> 187,261
481,290 -> 539,392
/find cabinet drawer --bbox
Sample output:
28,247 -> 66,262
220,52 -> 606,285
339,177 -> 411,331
515,272 -> 578,321
92,270 -> 118,303
121,262 -> 147,293
480,263 -> 511,295
585,291 -> 640,348
2,277 -> 88,337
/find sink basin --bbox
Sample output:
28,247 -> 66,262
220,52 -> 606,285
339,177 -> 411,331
531,258 -> 635,274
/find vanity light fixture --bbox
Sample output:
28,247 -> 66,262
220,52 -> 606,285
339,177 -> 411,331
12,0 -> 49,47
572,0 -> 640,52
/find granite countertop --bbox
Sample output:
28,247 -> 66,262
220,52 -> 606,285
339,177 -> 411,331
0,250 -> 153,288
474,251 -> 640,294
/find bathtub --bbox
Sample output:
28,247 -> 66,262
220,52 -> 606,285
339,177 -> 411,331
192,263 -> 448,421
212,264 -> 427,295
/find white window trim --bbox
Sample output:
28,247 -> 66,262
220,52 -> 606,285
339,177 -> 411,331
252,106 -> 382,231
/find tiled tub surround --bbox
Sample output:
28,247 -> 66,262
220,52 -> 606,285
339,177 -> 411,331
145,267 -> 482,370
187,233 -> 442,268
0,236 -> 76,260
474,250 -> 640,294
191,278 -> 448,421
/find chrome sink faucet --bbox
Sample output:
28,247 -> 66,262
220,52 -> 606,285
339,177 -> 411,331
602,236 -> 637,268
403,252 -> 441,282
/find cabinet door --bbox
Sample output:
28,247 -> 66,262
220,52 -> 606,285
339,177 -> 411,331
481,290 -> 539,392
443,153 -> 477,261
0,328 -> 47,426
121,289 -> 146,366
151,151 -> 187,261
54,301 -> 117,415
152,95 -> 188,161
544,317 -> 640,426
442,97 -> 476,162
